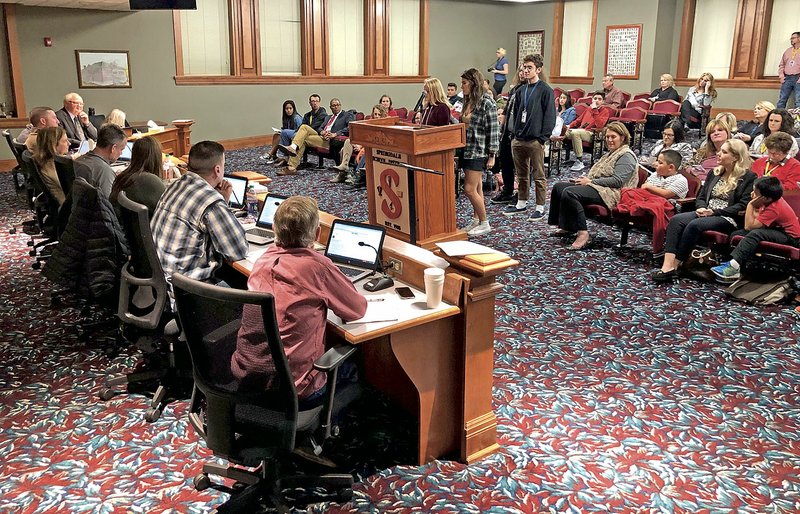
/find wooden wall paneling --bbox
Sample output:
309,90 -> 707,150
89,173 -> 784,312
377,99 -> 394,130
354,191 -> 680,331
172,11 -> 185,77
730,0 -> 766,78
587,0 -> 598,78
755,0 -> 774,78
365,0 -> 389,75
300,0 -> 327,75
3,4 -> 25,118
418,0 -> 429,77
676,0 -> 696,79
549,0 -> 564,77
230,0 -> 260,76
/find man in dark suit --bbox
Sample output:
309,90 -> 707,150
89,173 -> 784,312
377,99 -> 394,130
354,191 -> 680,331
55,92 -> 98,149
278,98 -> 354,175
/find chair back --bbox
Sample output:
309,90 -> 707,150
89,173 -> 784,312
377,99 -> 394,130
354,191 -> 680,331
632,92 -> 651,101
53,155 -> 76,199
576,96 -> 593,106
651,100 -> 681,114
172,273 -> 301,458
567,88 -> 585,104
636,165 -> 649,187
599,105 -> 618,119
21,151 -> 61,221
784,191 -> 800,218
616,107 -> 647,121
3,130 -> 24,167
680,170 -> 702,198
89,114 -> 106,131
626,98 -> 651,111
354,112 -> 365,121
553,87 -> 565,102
116,191 -> 168,330
620,91 -> 632,106
396,107 -> 408,120
573,103 -> 589,119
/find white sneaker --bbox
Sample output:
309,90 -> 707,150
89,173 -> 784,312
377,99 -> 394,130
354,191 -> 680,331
468,221 -> 491,236
569,160 -> 585,172
460,218 -> 480,232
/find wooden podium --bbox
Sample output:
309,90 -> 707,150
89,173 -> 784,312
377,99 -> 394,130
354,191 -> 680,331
349,117 -> 466,249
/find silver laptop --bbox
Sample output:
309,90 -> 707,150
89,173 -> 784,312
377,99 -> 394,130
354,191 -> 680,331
117,141 -> 134,162
245,193 -> 288,245
75,139 -> 91,156
324,219 -> 386,282
226,176 -> 248,210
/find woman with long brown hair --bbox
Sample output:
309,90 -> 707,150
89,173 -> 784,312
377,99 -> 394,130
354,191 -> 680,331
110,136 -> 166,216
32,126 -> 69,206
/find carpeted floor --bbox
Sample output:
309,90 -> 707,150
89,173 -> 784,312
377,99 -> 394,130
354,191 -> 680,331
1,138 -> 799,513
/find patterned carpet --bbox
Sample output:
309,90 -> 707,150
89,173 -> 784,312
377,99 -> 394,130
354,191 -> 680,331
1,136 -> 799,513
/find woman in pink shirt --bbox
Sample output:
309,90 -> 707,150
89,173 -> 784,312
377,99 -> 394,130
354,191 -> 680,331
232,196 -> 367,401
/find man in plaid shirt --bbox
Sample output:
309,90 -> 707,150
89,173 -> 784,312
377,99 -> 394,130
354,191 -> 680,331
151,140 -> 248,288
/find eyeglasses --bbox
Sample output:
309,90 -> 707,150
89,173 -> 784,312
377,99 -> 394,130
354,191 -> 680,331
522,65 -> 535,71
330,103 -> 341,107
67,100 -> 84,105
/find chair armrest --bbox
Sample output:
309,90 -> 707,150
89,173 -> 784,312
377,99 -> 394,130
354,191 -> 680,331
204,319 -> 239,345
313,345 -> 357,372
676,197 -> 696,210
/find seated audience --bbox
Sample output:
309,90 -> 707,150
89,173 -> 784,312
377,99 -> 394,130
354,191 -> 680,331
105,108 -> 127,128
751,132 -> 800,190
601,75 -> 625,110
567,91 -> 610,171
17,106 -> 59,148
379,95 -> 398,116
548,121 -> 638,250
330,104 -> 387,181
264,100 -> 303,166
110,136 -> 166,217
685,118 -> 733,175
274,94 -> 327,161
447,82 -> 464,112
56,92 -> 98,149
640,121 -> 694,167
649,74 -> 680,103
715,112 -> 738,135
231,195 -> 367,400
750,108 -> 799,158
653,139 -> 756,283
712,176 -> 800,280
641,149 -> 690,200
32,126 -> 69,206
679,73 -> 716,128
279,98 -> 354,176
73,124 -> 127,199
418,78 -> 453,126
735,101 -> 775,144
556,92 -> 577,128
151,140 -> 248,286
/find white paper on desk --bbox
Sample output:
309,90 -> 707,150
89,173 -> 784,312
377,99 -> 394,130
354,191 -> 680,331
343,294 -> 398,324
272,127 -> 281,133
246,246 -> 269,263
436,241 -> 507,257
251,183 -> 269,193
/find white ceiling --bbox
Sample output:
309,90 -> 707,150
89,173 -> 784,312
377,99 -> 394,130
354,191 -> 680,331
4,0 -> 131,10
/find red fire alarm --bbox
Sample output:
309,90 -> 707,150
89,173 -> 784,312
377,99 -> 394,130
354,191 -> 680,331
44,37 -> 52,47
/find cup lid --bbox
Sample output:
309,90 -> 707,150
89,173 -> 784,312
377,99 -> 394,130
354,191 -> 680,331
424,267 -> 445,277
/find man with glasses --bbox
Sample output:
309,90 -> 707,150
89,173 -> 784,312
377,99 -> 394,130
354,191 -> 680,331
55,92 -> 97,149
278,98 -> 354,176
777,32 -> 800,108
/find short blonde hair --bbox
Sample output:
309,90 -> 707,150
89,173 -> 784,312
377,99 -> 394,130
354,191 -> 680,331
660,74 -> 674,86
755,101 -> 776,113
273,196 -> 319,249
496,48 -> 506,57
106,108 -> 126,127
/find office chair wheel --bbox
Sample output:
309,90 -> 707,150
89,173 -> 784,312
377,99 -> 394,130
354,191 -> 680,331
32,262 -> 41,270
144,407 -> 162,423
9,227 -> 16,234
331,425 -> 340,437
193,473 -> 211,491
29,249 -> 36,257
98,388 -> 116,401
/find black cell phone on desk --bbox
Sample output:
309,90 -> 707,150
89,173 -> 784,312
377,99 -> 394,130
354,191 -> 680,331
395,286 -> 414,299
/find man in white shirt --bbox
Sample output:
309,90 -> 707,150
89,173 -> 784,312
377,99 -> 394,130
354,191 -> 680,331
55,92 -> 98,149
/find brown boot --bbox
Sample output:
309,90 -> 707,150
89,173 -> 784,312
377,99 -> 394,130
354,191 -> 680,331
277,167 -> 297,176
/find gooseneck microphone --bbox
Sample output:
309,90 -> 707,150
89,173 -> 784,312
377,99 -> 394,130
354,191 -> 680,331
358,241 -> 385,274
358,241 -> 394,292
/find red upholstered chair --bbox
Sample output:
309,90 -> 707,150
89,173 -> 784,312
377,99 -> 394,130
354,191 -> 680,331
610,107 -> 648,154
553,87 -> 565,103
650,100 -> 681,115
626,98 -> 652,111
395,107 -> 408,120
585,165 -> 649,226
633,92 -> 651,101
620,90 -> 632,107
614,170 -> 702,255
568,88 -> 585,105
355,112 -> 365,121
645,100 -> 682,139
576,96 -> 593,106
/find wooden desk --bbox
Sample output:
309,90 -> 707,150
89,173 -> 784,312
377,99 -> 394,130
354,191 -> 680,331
128,120 -> 193,157
231,214 -> 518,464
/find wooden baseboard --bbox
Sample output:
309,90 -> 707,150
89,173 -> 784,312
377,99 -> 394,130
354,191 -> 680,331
0,158 -> 17,172
219,134 -> 271,151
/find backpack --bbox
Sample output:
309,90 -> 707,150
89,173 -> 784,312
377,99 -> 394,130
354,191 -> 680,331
724,278 -> 793,305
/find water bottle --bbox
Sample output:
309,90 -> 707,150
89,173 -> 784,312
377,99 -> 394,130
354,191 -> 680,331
246,185 -> 259,218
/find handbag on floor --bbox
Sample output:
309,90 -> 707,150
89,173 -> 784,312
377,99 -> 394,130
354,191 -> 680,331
725,278 -> 794,305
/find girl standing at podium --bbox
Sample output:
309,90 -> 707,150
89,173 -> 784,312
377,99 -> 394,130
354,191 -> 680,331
459,68 -> 499,237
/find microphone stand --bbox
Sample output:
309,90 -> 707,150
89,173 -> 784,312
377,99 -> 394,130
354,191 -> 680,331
357,241 -> 394,286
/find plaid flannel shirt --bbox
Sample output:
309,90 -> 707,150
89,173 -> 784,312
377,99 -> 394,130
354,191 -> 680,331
462,93 -> 499,160
151,172 -> 248,284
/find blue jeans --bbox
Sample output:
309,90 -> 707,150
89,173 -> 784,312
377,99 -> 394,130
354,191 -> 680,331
279,128 -> 297,146
777,74 -> 800,108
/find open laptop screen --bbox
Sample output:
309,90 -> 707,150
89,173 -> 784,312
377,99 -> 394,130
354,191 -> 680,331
118,141 -> 134,161
256,194 -> 288,228
226,176 -> 248,209
324,220 -> 386,270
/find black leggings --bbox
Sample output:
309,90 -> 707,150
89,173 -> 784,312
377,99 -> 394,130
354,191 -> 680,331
547,182 -> 607,232
664,212 -> 736,261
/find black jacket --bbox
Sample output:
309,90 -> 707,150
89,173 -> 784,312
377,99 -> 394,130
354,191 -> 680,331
696,170 -> 756,226
302,108 -> 329,133
42,178 -> 129,302
319,109 -> 356,137
510,80 -> 556,143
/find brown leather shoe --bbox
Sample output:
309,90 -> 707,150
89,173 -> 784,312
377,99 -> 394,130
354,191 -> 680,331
277,167 -> 297,176
329,171 -> 348,183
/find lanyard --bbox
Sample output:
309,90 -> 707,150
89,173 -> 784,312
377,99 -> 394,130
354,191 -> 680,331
522,81 -> 540,110
764,161 -> 783,176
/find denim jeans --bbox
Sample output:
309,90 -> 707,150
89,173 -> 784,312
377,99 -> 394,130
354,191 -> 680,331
279,128 -> 297,146
777,74 -> 800,109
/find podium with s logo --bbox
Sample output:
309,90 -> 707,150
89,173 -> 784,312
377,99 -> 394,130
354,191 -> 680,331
349,117 -> 466,249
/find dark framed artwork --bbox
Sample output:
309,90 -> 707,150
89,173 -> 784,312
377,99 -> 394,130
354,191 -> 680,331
516,31 -> 544,70
75,50 -> 132,88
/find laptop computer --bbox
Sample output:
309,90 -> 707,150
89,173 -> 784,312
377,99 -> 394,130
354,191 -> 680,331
75,139 -> 92,157
117,141 -> 134,162
324,220 -> 386,282
245,193 -> 288,245
226,176 -> 248,210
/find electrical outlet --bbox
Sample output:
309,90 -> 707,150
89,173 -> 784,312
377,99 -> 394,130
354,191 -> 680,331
388,258 -> 403,274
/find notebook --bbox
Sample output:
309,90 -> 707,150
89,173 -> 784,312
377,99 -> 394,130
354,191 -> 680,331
324,220 -> 386,282
245,193 -> 288,245
226,176 -> 248,210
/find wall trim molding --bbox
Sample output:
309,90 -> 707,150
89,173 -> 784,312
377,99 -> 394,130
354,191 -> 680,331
219,134 -> 271,151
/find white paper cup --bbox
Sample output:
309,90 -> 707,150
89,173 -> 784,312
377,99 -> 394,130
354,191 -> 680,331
424,268 -> 445,308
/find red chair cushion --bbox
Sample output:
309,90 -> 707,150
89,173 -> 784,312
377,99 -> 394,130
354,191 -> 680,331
730,235 -> 800,260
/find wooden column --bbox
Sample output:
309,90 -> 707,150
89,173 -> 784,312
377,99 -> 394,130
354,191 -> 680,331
301,0 -> 327,76
365,0 -> 389,76
730,0 -> 768,79
2,4 -> 25,118
230,0 -> 261,76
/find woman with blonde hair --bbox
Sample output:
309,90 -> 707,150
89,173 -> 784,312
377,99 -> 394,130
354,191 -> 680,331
418,78 -> 452,126
736,100 -> 776,144
653,138 -> 756,283
679,72 -> 717,128
330,104 -> 389,179
105,108 -> 127,128
110,136 -> 166,215
488,47 -> 509,96
649,73 -> 680,103
686,118 -> 733,174
32,126 -> 69,206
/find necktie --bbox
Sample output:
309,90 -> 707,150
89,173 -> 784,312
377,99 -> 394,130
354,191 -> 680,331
324,113 -> 338,132
74,116 -> 85,142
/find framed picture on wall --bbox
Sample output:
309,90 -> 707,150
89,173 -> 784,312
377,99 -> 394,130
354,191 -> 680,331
75,50 -> 132,88
605,25 -> 642,80
516,31 -> 544,70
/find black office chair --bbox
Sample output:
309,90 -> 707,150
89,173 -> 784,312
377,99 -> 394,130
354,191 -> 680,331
89,113 -> 106,131
98,192 -> 191,422
2,129 -> 25,190
172,273 -> 356,512
20,151 -> 61,268
54,155 -> 76,200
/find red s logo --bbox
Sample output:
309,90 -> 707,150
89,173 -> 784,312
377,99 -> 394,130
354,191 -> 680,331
379,168 -> 402,219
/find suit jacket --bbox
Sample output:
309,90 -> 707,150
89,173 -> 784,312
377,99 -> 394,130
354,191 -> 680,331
320,109 -> 355,137
56,107 -> 98,147
301,108 -> 328,133
696,170 -> 756,225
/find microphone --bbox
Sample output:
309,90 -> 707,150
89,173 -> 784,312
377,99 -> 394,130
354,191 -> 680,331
358,241 -> 385,274
358,241 -> 394,292
412,91 -> 425,113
